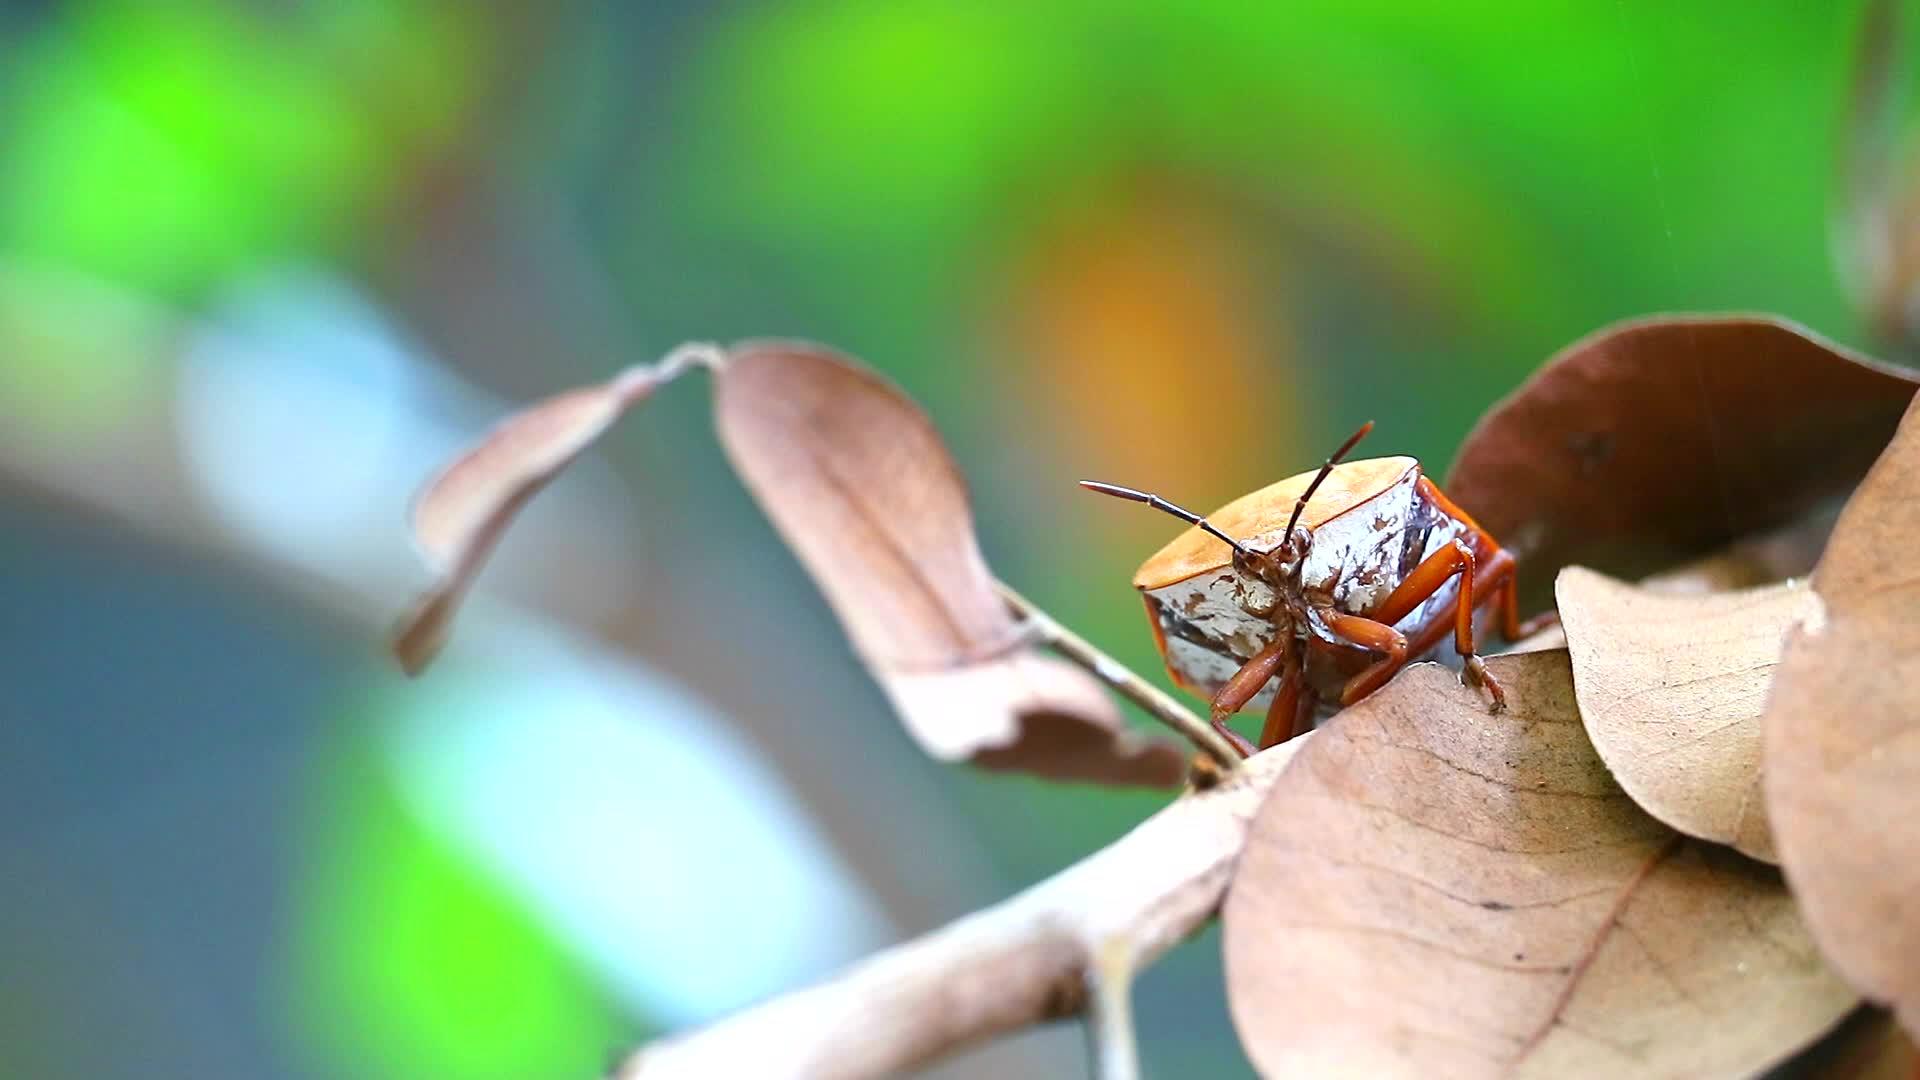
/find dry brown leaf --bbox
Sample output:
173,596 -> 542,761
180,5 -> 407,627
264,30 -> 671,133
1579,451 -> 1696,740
886,651 -> 1184,786
1447,316 -> 1918,609
1764,394 -> 1920,1037
1224,651 -> 1855,1078
713,341 -> 1185,787
1557,567 -> 1824,863
391,345 -> 721,674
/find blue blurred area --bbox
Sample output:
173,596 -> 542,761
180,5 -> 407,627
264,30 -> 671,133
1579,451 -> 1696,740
0,502 -> 359,1079
0,2 -> 1898,1076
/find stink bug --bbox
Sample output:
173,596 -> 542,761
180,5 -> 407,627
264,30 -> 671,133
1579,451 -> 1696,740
1083,422 -> 1555,757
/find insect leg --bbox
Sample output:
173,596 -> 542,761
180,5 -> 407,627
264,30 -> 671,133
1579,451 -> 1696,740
1293,687 -> 1321,745
1256,645 -> 1306,748
1207,636 -> 1292,757
1481,547 -> 1560,641
1323,611 -> 1409,705
1363,539 -> 1508,711
1257,666 -> 1319,748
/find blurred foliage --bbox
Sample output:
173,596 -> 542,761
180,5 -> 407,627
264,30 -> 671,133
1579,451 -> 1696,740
671,1 -> 1856,402
0,0 -> 479,298
284,712 -> 631,1080
0,261 -> 174,435
0,1 -> 1901,1077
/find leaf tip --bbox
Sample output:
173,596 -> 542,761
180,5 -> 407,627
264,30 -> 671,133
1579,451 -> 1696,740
389,589 -> 453,677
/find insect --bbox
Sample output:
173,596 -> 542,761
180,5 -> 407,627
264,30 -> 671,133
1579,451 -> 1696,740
1083,422 -> 1555,757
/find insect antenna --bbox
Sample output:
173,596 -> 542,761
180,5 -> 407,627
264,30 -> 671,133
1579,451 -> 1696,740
1280,419 -> 1377,546
1078,480 -> 1252,558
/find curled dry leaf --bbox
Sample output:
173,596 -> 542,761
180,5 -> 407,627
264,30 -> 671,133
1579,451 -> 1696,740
392,345 -> 721,674
1447,316 -> 1918,609
1764,394 -> 1920,1037
1506,511 -> 1836,657
1556,566 -> 1824,863
1224,651 -> 1855,1078
713,341 -> 1185,787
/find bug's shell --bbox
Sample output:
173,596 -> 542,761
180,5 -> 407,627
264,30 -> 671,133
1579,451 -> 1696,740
1133,457 -> 1473,708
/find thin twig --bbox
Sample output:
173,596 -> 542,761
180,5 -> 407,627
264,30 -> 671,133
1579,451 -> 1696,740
1085,936 -> 1140,1080
611,739 -> 1305,1080
996,581 -> 1242,774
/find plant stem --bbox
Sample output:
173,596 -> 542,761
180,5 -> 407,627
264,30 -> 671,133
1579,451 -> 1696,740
1085,936 -> 1140,1080
613,740 -> 1308,1080
996,581 -> 1242,774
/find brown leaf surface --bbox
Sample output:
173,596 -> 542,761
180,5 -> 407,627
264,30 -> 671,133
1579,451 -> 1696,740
714,341 -> 1185,787
1557,567 -> 1824,863
1447,316 -> 1918,609
1764,395 -> 1920,1037
1225,651 -> 1855,1078
392,346 -> 720,674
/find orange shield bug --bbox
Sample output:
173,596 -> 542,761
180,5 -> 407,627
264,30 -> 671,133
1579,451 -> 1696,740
1083,422 -> 1556,756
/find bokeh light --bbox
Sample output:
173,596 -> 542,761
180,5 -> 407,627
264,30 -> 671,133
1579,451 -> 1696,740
0,3 -> 1893,1076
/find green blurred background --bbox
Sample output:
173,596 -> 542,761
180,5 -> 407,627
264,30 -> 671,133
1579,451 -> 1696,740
0,2 -> 1899,1077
